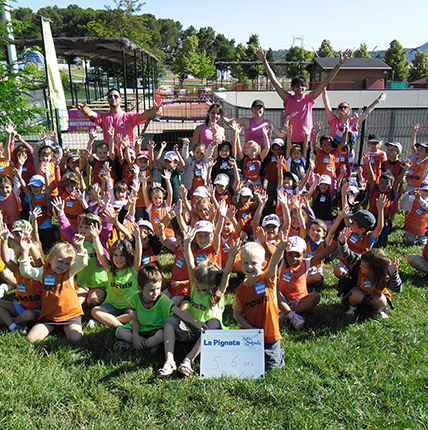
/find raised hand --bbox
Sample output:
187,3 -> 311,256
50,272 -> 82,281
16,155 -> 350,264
88,128 -> 97,140
52,196 -> 64,215
30,207 -> 42,224
338,226 -> 352,244
218,199 -> 228,217
73,233 -> 85,250
255,226 -> 267,244
376,194 -> 387,209
89,223 -> 101,238
256,46 -> 266,62
388,257 -> 399,274
0,222 -> 10,241
161,169 -> 171,181
183,227 -> 196,244
339,49 -> 352,64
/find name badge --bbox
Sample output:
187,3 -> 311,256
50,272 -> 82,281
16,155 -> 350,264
241,212 -> 248,219
100,168 -> 105,174
0,195 -> 5,202
282,272 -> 292,283
195,169 -> 202,176
254,281 -> 266,294
222,245 -> 229,253
154,216 -> 160,224
363,278 -> 371,289
175,257 -> 184,268
340,156 -> 345,162
271,156 -> 276,162
370,158 -> 375,164
320,195 -> 326,202
66,199 -> 74,208
408,168 -> 415,175
44,275 -> 56,286
22,166 -> 27,172
196,254 -> 207,264
0,165 -> 5,172
416,207 -> 424,215
249,163 -> 256,171
18,282 -> 26,292
323,157 -> 330,163
221,161 -> 228,169
307,252 -> 315,259
349,234 -> 359,244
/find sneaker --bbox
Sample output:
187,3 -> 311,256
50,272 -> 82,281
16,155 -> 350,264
113,341 -> 131,353
346,306 -> 357,317
288,311 -> 305,331
377,308 -> 389,319
87,319 -> 99,329
0,284 -> 8,299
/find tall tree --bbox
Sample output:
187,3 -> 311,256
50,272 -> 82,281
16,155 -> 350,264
384,39 -> 409,81
170,34 -> 199,84
195,50 -> 216,83
409,50 -> 428,82
245,34 -> 263,81
353,43 -> 370,58
317,39 -> 336,57
284,46 -> 314,78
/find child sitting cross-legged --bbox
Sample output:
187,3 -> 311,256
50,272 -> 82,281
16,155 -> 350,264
114,265 -> 206,372
337,226 -> 402,319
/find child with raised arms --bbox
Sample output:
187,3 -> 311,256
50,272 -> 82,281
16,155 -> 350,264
162,226 -> 239,377
337,227 -> 402,319
90,224 -> 142,328
19,234 -> 88,342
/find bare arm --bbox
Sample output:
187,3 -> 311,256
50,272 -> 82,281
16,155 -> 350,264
77,103 -> 98,122
322,89 -> 335,123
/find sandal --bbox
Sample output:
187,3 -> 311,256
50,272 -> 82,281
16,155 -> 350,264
157,361 -> 176,378
178,358 -> 194,376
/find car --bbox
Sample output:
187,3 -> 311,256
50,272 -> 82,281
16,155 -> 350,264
87,68 -> 107,83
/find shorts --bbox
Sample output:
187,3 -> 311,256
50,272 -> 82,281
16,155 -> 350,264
265,340 -> 285,370
278,291 -> 302,309
38,316 -> 82,327
345,286 -> 382,304
101,303 -> 132,317
14,303 -> 40,315
164,316 -> 200,343
116,325 -> 161,338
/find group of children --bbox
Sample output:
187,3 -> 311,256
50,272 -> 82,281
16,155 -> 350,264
0,82 -> 427,376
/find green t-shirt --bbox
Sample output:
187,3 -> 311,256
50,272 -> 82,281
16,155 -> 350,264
104,266 -> 138,309
76,241 -> 109,288
187,285 -> 225,325
121,292 -> 173,332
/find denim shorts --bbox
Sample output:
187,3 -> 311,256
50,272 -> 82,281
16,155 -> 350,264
101,303 -> 132,317
14,303 -> 41,315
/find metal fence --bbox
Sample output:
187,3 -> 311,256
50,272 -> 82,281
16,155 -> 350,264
18,102 -> 428,185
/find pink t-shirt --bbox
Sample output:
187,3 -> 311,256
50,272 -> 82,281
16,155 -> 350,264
199,123 -> 225,148
245,118 -> 268,150
94,111 -> 145,154
284,93 -> 315,142
328,116 -> 357,139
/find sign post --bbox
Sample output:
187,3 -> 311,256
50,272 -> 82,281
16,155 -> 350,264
200,329 -> 265,379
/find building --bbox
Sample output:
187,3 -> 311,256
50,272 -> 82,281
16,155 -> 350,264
309,58 -> 391,90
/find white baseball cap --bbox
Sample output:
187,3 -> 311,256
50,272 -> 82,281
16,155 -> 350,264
262,214 -> 281,228
194,220 -> 214,233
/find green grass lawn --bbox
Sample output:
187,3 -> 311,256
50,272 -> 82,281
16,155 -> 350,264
0,212 -> 427,429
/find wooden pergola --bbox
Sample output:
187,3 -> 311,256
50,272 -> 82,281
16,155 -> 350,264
15,36 -> 159,112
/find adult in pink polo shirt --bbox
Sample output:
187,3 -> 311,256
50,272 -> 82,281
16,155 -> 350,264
77,88 -> 160,155
256,47 -> 352,144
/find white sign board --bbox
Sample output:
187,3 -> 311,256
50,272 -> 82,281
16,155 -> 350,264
200,329 -> 265,378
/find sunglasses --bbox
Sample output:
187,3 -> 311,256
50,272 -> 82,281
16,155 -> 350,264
107,94 -> 120,99
338,105 -> 349,110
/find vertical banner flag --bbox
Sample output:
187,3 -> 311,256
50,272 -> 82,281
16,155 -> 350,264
41,18 -> 68,130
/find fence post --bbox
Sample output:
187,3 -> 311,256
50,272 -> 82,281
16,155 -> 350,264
358,119 -> 366,164
55,108 -> 62,147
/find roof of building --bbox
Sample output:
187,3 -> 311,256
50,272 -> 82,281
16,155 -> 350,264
312,57 -> 391,70
14,37 -> 159,64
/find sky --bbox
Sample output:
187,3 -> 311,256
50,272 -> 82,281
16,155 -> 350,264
12,0 -> 428,52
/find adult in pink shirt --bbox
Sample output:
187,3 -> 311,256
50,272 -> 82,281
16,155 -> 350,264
77,88 -> 160,156
256,47 -> 352,145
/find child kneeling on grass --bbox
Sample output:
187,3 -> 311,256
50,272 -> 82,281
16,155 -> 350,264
161,227 -> 239,377
233,235 -> 287,371
337,227 -> 402,320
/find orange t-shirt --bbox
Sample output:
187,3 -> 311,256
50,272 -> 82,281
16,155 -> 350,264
234,270 -> 281,344
315,150 -> 336,176
39,264 -> 84,322
14,266 -> 42,310
277,258 -> 310,302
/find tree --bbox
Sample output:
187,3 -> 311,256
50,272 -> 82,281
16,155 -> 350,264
384,39 -> 409,81
245,34 -> 263,81
353,43 -> 370,58
284,46 -> 314,78
230,42 -> 247,82
317,39 -> 336,57
0,1 -> 45,133
170,34 -> 199,84
195,50 -> 216,82
409,50 -> 428,82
